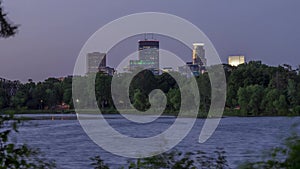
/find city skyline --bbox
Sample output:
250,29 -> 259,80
86,38 -> 211,77
85,38 -> 248,78
1,0 -> 299,82
1,2 -> 300,168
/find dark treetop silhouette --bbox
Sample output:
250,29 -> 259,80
0,0 -> 18,38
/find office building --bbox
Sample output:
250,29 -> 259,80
162,67 -> 173,73
99,66 -> 115,76
228,56 -> 245,66
129,40 -> 159,75
178,43 -> 207,77
138,40 -> 159,69
86,52 -> 115,76
87,52 -> 106,73
192,43 -> 206,66
178,62 -> 205,77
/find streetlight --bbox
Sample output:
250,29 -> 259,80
40,99 -> 43,110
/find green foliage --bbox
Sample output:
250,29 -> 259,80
0,88 -> 7,109
292,106 -> 300,115
90,134 -> 300,169
91,148 -> 230,169
0,76 -> 73,111
273,95 -> 289,115
90,156 -> 109,169
1,61 -> 300,116
237,85 -> 264,116
287,79 -> 298,107
133,89 -> 149,111
261,88 -> 280,115
95,73 -> 113,109
167,88 -> 181,111
197,73 -> 211,114
238,134 -> 300,169
0,114 -> 56,168
227,61 -> 271,108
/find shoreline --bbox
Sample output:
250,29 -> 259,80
2,109 -> 299,121
7,111 -> 299,121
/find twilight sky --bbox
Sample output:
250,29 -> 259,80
0,0 -> 299,82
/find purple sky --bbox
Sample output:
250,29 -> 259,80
0,0 -> 299,82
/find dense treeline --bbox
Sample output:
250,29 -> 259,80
1,61 -> 300,116
0,77 -> 73,111
226,61 -> 300,116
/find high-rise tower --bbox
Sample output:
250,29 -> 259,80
129,40 -> 159,75
138,40 -> 159,70
87,52 -> 106,73
192,43 -> 206,66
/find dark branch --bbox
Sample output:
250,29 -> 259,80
0,0 -> 18,38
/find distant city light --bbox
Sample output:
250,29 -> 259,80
193,43 -> 204,46
228,56 -> 245,66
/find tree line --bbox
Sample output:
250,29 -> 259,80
226,61 -> 300,116
1,61 -> 300,116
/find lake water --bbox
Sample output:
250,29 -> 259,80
15,115 -> 300,169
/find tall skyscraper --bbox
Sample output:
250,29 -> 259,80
228,55 -> 245,66
178,43 -> 207,77
138,40 -> 159,69
129,40 -> 159,75
87,52 -> 106,73
192,43 -> 206,66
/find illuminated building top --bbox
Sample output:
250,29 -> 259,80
228,56 -> 245,66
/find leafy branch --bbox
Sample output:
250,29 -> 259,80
0,0 -> 18,38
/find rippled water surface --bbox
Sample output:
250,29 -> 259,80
16,115 -> 300,169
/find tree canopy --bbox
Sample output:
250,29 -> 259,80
1,61 -> 300,117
